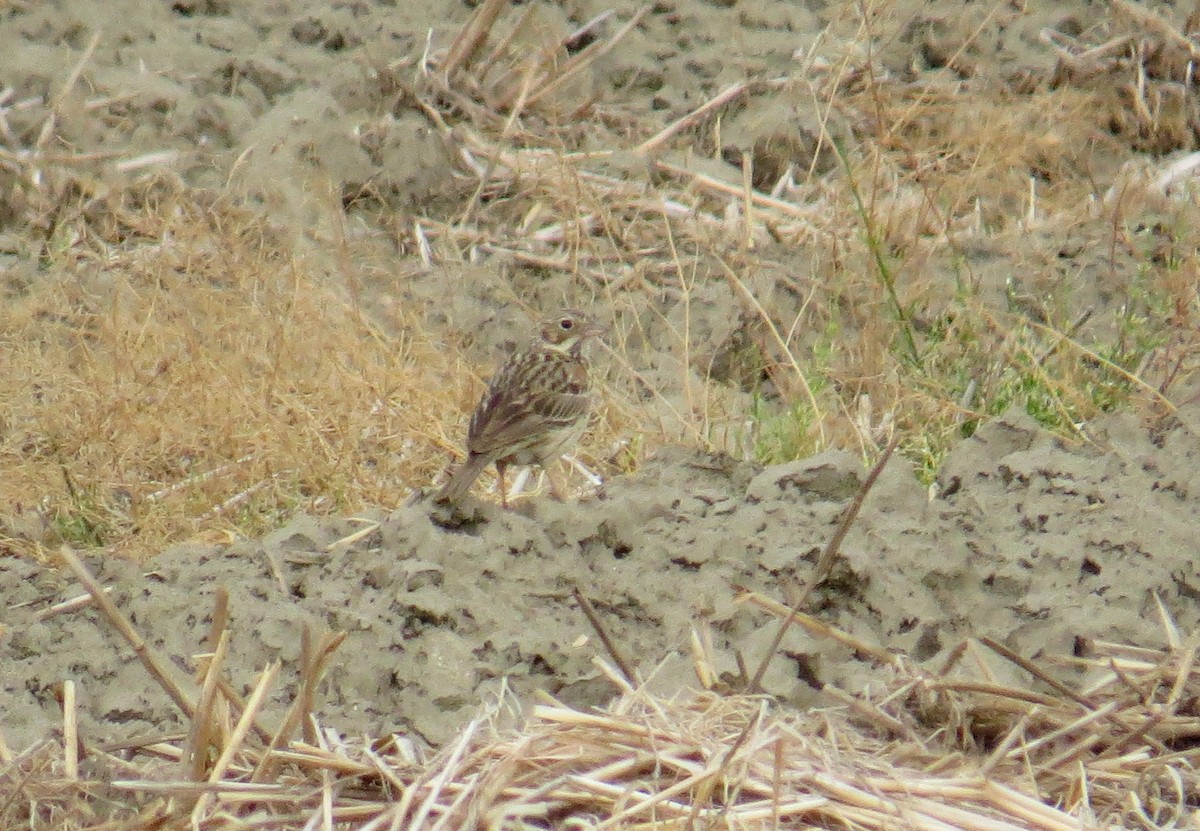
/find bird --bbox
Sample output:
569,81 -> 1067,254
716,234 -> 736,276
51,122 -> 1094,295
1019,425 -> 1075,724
435,308 -> 607,507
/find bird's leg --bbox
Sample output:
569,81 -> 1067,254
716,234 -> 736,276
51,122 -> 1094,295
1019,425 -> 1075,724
496,461 -> 509,509
545,462 -> 566,502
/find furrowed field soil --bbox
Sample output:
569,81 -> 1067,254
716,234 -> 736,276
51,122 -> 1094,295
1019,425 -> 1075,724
5,409 -> 1200,750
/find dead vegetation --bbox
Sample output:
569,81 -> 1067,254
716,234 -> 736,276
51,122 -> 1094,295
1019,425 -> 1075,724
3,545 -> 1197,829
3,0 -> 1200,826
0,179 -> 459,559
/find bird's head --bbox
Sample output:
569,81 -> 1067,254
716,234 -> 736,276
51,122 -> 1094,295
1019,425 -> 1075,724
538,309 -> 607,353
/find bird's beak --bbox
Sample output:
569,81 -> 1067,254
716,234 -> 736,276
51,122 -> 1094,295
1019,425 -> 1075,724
583,320 -> 609,339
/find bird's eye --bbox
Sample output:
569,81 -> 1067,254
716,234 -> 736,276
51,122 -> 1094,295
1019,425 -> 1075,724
559,318 -> 574,330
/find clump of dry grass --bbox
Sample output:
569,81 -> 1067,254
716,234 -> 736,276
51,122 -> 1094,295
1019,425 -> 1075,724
3,548 -> 1196,829
0,177 -> 483,560
743,591 -> 1200,825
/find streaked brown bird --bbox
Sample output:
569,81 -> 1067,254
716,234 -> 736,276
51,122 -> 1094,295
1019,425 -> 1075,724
435,308 -> 606,507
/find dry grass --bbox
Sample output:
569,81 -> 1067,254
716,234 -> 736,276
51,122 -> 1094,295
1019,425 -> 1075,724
0,179 -> 454,559
3,548 -> 1197,829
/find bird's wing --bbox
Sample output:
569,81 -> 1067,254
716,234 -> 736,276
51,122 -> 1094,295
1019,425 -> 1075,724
467,349 -> 592,457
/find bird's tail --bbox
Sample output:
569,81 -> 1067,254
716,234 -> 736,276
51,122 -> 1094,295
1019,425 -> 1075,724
434,454 -> 491,504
